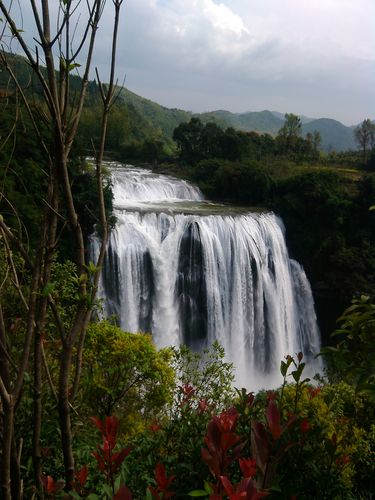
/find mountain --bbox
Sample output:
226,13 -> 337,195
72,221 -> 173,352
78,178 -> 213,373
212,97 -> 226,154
271,111 -> 315,124
0,52 -> 358,152
119,88 -> 191,138
120,88 -> 358,152
302,118 -> 357,152
199,110 -> 284,134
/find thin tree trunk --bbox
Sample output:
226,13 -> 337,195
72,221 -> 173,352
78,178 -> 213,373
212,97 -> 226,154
33,321 -> 44,498
10,438 -> 21,500
0,1 -> 123,494
58,340 -> 75,490
1,396 -> 13,500
32,180 -> 58,498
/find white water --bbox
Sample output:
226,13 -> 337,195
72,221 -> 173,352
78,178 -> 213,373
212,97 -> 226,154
92,165 -> 321,389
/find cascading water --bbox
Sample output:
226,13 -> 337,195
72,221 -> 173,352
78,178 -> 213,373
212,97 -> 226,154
92,164 -> 321,389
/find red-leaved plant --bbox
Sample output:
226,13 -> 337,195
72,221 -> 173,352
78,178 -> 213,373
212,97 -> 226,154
200,407 -> 268,498
201,407 -> 243,482
220,475 -> 268,500
91,415 -> 132,497
41,475 -> 64,498
148,462 -> 176,499
72,465 -> 89,497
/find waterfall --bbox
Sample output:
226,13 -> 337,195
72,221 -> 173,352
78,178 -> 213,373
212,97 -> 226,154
92,164 -> 321,389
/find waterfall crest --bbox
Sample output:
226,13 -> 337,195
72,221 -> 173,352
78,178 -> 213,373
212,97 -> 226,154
92,165 -> 321,389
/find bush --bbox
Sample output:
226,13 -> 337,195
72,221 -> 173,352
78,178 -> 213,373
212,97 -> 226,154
193,159 -> 273,204
80,321 -> 175,436
124,343 -> 235,497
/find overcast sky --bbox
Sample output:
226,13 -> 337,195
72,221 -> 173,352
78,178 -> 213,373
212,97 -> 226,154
8,0 -> 375,125
98,0 -> 373,125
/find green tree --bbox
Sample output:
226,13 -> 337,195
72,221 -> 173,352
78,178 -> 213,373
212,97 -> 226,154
0,0 -> 124,496
321,295 -> 375,396
81,322 -> 174,432
200,122 -> 224,159
277,113 -> 302,153
354,118 -> 375,163
173,117 -> 204,164
306,130 -> 322,160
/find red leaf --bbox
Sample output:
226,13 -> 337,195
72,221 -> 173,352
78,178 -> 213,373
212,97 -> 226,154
239,458 -> 257,478
251,421 -> 269,475
105,415 -> 119,449
76,465 -> 88,486
92,450 -> 106,472
206,419 -> 222,454
221,431 -> 241,452
45,475 -> 56,494
114,484 -> 133,500
300,418 -> 310,434
198,399 -> 209,413
218,407 -> 238,432
201,447 -> 221,477
247,392 -> 255,407
266,391 -> 276,403
90,416 -> 104,434
266,400 -> 281,440
149,421 -> 161,432
181,383 -> 195,397
155,462 -> 175,491
148,486 -> 160,499
308,387 -> 321,399
112,447 -> 132,472
220,475 -> 235,496
155,463 -> 167,489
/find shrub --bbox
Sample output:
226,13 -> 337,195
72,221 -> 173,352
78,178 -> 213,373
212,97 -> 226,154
80,321 -> 175,436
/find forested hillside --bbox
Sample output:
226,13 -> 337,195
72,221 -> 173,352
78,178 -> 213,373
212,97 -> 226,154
118,92 -> 361,152
0,52 -> 364,153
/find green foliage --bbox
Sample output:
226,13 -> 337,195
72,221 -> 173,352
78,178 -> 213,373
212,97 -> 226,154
192,159 -> 273,204
354,118 -> 375,162
0,99 -> 48,244
49,258 -> 104,324
14,337 -> 374,499
70,161 -> 113,240
173,117 -> 206,164
0,98 -> 115,258
321,296 -> 375,397
214,161 -> 273,204
122,353 -> 375,499
270,169 -> 375,336
170,342 -> 235,414
276,382 -> 359,498
276,114 -> 324,162
277,113 -> 302,147
80,321 -> 175,434
124,342 -> 235,497
173,118 -> 279,166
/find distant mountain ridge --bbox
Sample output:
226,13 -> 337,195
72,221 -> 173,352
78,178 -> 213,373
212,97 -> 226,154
119,88 -> 359,152
0,50 -> 361,152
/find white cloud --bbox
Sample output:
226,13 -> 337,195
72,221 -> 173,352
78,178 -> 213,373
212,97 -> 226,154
118,0 -> 374,81
10,0 -> 375,123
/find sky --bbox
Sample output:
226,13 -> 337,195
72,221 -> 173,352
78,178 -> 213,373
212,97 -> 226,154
106,0 -> 375,125
6,0 -> 375,125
